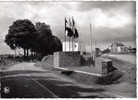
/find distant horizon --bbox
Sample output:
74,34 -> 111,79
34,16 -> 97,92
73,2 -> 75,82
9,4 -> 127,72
0,39 -> 135,55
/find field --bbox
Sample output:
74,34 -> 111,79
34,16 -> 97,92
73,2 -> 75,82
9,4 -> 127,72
0,55 -> 20,70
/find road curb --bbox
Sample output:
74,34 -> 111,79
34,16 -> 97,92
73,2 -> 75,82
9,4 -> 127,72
43,61 -> 102,77
53,66 -> 125,98
54,66 -> 101,84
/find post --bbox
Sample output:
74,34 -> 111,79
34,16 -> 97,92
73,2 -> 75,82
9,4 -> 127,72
72,37 -> 74,52
14,49 -> 17,57
69,37 -> 70,52
64,34 -> 66,52
90,23 -> 93,66
64,19 -> 66,52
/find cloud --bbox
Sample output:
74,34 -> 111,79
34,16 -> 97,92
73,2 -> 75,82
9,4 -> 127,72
91,8 -> 133,28
0,1 -> 136,53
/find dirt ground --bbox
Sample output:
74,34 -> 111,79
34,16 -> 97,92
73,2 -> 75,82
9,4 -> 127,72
1,53 -> 136,97
102,54 -> 136,84
37,54 -> 136,97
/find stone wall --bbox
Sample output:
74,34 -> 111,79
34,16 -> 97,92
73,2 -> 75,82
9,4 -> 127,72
54,51 -> 81,67
41,55 -> 53,65
95,57 -> 114,75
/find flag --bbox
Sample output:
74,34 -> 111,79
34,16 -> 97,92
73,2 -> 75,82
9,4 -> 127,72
65,17 -> 68,36
74,28 -> 79,38
65,17 -> 73,37
65,17 -> 67,30
72,17 -> 75,26
72,17 -> 79,38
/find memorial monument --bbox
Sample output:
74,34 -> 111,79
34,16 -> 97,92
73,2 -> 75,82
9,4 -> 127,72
54,17 -> 81,67
53,17 -> 116,77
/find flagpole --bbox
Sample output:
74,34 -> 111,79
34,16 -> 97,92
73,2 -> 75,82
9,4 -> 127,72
90,23 -> 93,67
72,16 -> 74,52
92,16 -> 96,67
69,37 -> 70,52
65,32 -> 66,52
72,37 -> 73,52
65,17 -> 66,52
69,18 -> 71,52
65,29 -> 66,52
72,19 -> 73,52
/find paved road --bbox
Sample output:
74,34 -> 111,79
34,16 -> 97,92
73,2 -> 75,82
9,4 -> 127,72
3,62 -> 45,72
102,54 -> 136,64
1,62 -> 113,98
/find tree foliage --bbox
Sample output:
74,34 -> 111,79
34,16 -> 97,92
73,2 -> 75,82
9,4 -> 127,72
5,19 -> 62,57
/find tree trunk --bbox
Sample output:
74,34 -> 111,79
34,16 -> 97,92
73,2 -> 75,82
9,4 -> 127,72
24,48 -> 26,57
14,49 -> 17,57
30,51 -> 33,56
26,49 -> 29,57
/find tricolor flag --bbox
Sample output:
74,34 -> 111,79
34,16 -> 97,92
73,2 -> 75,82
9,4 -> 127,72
65,17 -> 73,37
72,17 -> 79,38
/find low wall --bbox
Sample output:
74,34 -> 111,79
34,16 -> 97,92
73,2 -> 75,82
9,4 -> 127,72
54,51 -> 81,67
41,55 -> 53,65
95,57 -> 116,75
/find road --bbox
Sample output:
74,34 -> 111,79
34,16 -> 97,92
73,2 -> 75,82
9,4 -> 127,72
102,54 -> 136,64
1,62 -> 114,98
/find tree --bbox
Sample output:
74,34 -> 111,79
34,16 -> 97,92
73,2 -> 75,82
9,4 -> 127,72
5,20 -> 62,58
102,48 -> 110,54
50,35 -> 62,53
5,19 -> 37,57
35,22 -> 53,55
35,22 -> 62,56
35,22 -> 52,37
5,34 -> 17,50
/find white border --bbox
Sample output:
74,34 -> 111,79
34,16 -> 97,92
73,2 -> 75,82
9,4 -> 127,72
0,0 -> 137,100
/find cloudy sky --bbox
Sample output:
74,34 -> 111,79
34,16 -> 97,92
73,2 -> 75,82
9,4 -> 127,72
0,1 -> 136,54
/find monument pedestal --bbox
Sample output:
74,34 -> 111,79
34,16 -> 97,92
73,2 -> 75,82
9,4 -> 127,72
54,51 -> 81,67
95,57 -> 114,76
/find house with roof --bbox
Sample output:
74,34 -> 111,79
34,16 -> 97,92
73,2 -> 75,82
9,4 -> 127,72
110,42 -> 130,54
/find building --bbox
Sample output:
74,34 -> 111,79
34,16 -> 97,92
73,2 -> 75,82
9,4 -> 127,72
110,42 -> 130,54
